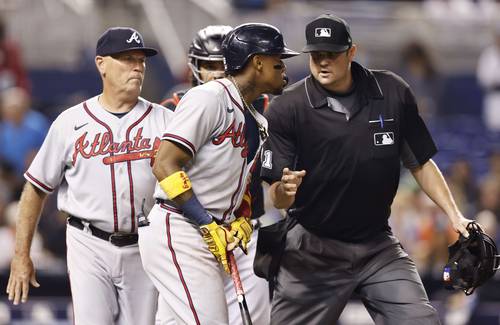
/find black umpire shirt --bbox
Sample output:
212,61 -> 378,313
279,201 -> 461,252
261,62 -> 437,242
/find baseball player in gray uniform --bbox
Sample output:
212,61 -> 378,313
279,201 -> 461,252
6,27 -> 171,325
138,23 -> 298,324
158,25 -> 272,325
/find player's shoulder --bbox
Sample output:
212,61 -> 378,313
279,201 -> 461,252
139,96 -> 165,110
136,97 -> 174,120
53,97 -> 93,125
195,78 -> 229,96
152,102 -> 175,117
180,80 -> 228,106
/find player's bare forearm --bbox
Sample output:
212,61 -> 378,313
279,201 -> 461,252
7,182 -> 46,304
153,140 -> 195,205
14,182 -> 47,257
153,140 -> 191,180
411,159 -> 471,236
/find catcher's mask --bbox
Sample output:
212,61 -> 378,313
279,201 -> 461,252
188,25 -> 232,86
443,222 -> 500,295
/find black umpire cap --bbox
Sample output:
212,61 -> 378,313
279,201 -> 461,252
96,27 -> 158,57
302,13 -> 352,53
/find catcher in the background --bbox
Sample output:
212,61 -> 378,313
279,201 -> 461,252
149,25 -> 275,325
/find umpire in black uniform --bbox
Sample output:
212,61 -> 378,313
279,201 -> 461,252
261,13 -> 474,324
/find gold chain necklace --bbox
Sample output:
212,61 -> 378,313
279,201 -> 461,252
228,76 -> 268,140
228,75 -> 254,111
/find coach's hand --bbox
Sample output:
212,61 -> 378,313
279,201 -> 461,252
230,216 -> 253,254
6,255 -> 40,305
200,221 -> 235,273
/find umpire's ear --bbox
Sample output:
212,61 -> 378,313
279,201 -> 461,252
347,44 -> 357,62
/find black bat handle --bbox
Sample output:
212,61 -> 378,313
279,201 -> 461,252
228,251 -> 253,325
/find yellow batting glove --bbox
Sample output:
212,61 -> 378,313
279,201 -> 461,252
230,216 -> 253,254
200,221 -> 234,273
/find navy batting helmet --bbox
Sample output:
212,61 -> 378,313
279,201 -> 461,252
222,23 -> 299,73
188,25 -> 232,85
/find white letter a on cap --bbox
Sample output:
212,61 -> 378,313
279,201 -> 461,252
126,32 -> 141,44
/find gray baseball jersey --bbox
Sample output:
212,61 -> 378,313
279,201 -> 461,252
153,78 -> 267,222
142,78 -> 270,324
26,96 -> 169,232
25,95 -> 173,324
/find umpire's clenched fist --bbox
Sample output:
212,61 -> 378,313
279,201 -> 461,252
270,167 -> 306,209
280,167 -> 306,196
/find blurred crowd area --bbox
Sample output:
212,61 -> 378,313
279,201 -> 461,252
0,0 -> 499,324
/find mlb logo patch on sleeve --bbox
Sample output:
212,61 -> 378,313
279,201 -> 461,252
374,132 -> 394,146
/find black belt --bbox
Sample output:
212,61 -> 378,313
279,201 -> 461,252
68,216 -> 138,247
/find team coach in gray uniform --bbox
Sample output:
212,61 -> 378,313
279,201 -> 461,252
261,13 -> 473,324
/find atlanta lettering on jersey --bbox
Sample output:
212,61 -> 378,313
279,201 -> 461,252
72,127 -> 161,165
211,120 -> 248,158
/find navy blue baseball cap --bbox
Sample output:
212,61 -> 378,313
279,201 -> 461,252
96,27 -> 158,57
302,14 -> 352,53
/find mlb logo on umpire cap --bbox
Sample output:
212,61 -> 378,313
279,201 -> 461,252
303,13 -> 352,53
315,28 -> 331,37
96,27 -> 158,57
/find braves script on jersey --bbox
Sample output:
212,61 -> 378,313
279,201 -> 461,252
153,78 -> 268,222
25,95 -> 172,232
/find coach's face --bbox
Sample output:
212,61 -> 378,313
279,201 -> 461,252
256,54 -> 288,95
96,49 -> 146,97
309,45 -> 356,92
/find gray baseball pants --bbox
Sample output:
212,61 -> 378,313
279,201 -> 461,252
271,223 -> 441,325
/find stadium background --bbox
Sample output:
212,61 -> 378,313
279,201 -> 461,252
0,0 -> 499,324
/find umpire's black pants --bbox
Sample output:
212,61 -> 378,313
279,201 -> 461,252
271,223 -> 441,325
